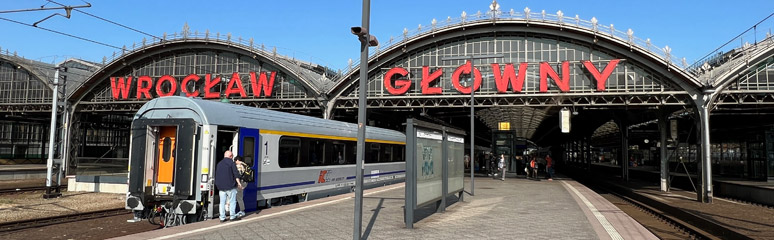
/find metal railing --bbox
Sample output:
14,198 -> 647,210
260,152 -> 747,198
338,8 -> 689,84
688,13 -> 774,72
692,35 -> 774,86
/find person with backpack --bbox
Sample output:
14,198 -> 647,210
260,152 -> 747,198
529,155 -> 538,181
234,156 -> 250,218
216,151 -> 242,222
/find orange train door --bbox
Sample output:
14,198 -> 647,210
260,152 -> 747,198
156,126 -> 177,184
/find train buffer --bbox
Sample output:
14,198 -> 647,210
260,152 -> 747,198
114,176 -> 655,239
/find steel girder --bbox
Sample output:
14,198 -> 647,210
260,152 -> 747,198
75,98 -> 320,113
333,93 -> 692,109
0,103 -> 54,113
713,91 -> 774,105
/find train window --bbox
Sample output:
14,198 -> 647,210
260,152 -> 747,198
309,139 -> 325,166
347,141 -> 357,164
382,145 -> 393,162
332,142 -> 345,165
394,145 -> 405,162
244,137 -> 255,166
162,137 -> 172,162
367,143 -> 380,163
278,137 -> 301,168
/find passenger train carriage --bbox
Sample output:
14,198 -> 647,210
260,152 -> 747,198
125,96 -> 405,225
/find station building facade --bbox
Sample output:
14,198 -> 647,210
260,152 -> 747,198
1,6 -> 773,202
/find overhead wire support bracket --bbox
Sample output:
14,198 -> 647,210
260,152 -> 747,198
0,2 -> 90,14
0,1 -> 91,26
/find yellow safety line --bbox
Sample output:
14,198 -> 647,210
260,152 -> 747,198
260,130 -> 405,145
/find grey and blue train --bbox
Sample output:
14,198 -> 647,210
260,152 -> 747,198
124,96 -> 406,225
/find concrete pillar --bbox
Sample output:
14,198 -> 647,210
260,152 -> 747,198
659,110 -> 669,192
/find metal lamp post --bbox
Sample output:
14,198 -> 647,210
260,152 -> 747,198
351,1 -> 378,239
441,54 -> 502,196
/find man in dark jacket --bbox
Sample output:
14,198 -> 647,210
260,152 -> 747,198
216,150 -> 242,222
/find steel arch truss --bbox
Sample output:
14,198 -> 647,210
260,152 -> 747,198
334,92 -> 692,109
77,98 -> 320,112
0,103 -> 54,113
713,91 -> 774,105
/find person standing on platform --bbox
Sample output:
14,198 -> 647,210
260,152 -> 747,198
499,154 -> 506,181
529,155 -> 538,181
216,150 -> 242,222
234,156 -> 248,218
545,154 -> 554,181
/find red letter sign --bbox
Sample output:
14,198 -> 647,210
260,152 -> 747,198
583,59 -> 619,91
110,76 -> 133,100
452,61 -> 482,94
492,63 -> 528,93
155,75 -> 178,97
136,76 -> 153,99
539,61 -> 570,92
384,67 -> 411,95
421,66 -> 443,95
204,74 -> 221,99
224,72 -> 247,98
180,74 -> 200,97
249,71 -> 277,97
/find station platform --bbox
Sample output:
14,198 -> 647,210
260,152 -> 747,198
115,175 -> 655,240
0,164 -> 47,181
591,162 -> 774,206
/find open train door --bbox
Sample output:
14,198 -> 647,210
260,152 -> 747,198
238,128 -> 259,212
155,126 -> 177,195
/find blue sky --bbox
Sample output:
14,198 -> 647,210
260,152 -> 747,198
1,0 -> 772,70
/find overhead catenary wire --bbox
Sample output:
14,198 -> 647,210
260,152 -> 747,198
44,0 -> 313,73
691,11 -> 774,67
47,0 -> 161,41
42,0 -> 331,78
1,3 -> 325,93
1,12 -> 277,81
0,16 -> 122,50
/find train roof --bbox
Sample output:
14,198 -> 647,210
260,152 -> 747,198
134,96 -> 405,142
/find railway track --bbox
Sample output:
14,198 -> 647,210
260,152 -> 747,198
590,183 -> 715,240
0,207 -> 129,233
563,167 -> 752,240
0,185 -> 67,195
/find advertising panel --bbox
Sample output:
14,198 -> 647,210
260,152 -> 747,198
447,134 -> 464,194
416,129 -> 443,206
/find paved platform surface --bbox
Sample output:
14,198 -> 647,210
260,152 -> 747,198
116,175 -> 655,240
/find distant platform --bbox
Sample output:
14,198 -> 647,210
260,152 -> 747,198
0,164 -> 47,181
591,162 -> 774,205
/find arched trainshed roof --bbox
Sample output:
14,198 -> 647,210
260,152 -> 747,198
0,54 -> 97,112
697,36 -> 774,107
328,11 -> 703,100
0,54 -> 55,92
70,37 -> 334,109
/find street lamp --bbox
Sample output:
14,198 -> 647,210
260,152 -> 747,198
351,1 -> 377,239
441,53 -> 502,196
